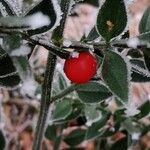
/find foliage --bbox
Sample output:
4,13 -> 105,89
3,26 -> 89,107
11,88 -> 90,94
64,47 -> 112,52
0,0 -> 150,149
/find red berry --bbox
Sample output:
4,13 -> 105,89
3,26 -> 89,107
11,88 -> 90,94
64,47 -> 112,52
64,51 -> 97,84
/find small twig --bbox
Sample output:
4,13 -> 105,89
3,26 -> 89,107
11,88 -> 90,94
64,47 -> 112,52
0,29 -> 70,59
51,83 -> 77,101
25,36 -> 70,59
112,40 -> 150,50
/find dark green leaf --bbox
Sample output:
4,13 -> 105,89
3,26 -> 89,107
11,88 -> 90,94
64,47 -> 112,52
0,131 -> 5,150
76,81 -> 112,103
0,50 -> 21,87
130,58 -> 150,82
114,108 -> 126,123
64,129 -> 86,146
131,71 -> 150,82
130,59 -> 146,69
86,27 -> 100,41
143,50 -> 150,72
64,100 -> 83,121
0,54 -> 17,76
81,0 -> 99,7
0,73 -> 20,87
0,46 -> 6,56
26,0 -> 57,36
110,137 -> 127,150
136,101 -> 150,119
45,125 -> 57,141
102,50 -> 129,102
139,6 -> 150,33
85,113 -> 110,140
97,0 -> 127,41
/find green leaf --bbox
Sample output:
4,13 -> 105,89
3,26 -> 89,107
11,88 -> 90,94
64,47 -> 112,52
86,27 -> 100,41
136,101 -> 150,119
76,81 -> 112,103
110,137 -> 127,150
12,56 -> 30,80
64,100 -> 83,121
64,129 -> 86,146
139,6 -> 150,33
96,0 -> 127,41
143,50 -> 150,72
122,119 -> 140,134
0,54 -> 17,77
0,54 -> 21,87
85,113 -> 110,140
3,34 -> 21,51
131,71 -> 150,82
51,99 -> 72,122
134,31 -> 150,50
45,125 -> 57,141
101,50 -> 129,102
84,104 -> 102,126
0,46 -> 6,56
0,73 -> 20,88
25,0 -> 58,36
52,100 -> 83,124
82,0 -> 99,7
58,73 -> 68,91
138,31 -> 150,42
114,108 -> 126,123
3,34 -> 32,57
0,131 -> 6,150
130,58 -> 150,82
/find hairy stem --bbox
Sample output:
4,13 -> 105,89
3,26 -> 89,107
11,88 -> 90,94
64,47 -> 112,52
32,53 -> 56,150
33,0 -> 71,149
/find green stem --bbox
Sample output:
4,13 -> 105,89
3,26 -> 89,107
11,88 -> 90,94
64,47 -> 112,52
52,83 -> 77,101
32,53 -> 56,150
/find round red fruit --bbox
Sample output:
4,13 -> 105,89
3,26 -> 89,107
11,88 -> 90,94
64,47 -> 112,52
64,51 -> 97,84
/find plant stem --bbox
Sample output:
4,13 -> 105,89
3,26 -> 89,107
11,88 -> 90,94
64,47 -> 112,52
51,83 -> 77,101
26,36 -> 70,59
33,1 -> 71,149
0,29 -> 70,59
32,53 -> 56,150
